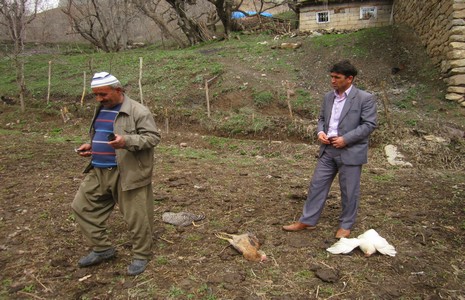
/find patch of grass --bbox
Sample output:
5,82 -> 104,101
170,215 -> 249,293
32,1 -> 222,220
312,34 -> 346,48
204,136 -> 229,148
405,119 -> 418,126
372,173 -> 395,182
312,26 -> 392,58
9,151 -> 34,160
253,90 -> 274,108
0,278 -> 13,299
67,214 -> 75,222
22,284 -> 35,293
208,219 -> 224,229
295,269 -> 312,280
318,286 -> 335,297
0,129 -> 22,135
293,89 -> 313,107
156,256 -> 168,265
168,286 -> 185,298
396,84 -> 428,110
210,108 -> 272,135
158,145 -> 218,160
39,212 -> 49,220
186,233 -> 202,242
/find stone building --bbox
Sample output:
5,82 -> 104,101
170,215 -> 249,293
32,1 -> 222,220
297,0 -> 393,32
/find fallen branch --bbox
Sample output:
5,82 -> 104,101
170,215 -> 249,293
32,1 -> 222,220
17,291 -> 45,300
159,236 -> 174,244
32,274 -> 51,293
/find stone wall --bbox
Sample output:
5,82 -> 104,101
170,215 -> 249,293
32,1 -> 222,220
393,0 -> 465,107
299,1 -> 392,32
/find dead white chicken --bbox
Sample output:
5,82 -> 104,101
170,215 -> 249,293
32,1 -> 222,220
216,232 -> 267,262
326,229 -> 397,257
162,211 -> 205,227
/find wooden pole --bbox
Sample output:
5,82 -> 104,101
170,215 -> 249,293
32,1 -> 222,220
47,61 -> 51,104
139,57 -> 144,105
204,74 -> 220,118
282,80 -> 295,119
80,71 -> 86,107
380,81 -> 393,130
205,79 -> 211,118
286,88 -> 293,119
164,108 -> 169,134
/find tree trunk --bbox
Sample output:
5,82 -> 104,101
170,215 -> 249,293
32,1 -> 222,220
0,0 -> 39,112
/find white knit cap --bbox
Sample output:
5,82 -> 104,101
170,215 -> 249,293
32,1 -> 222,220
91,72 -> 120,88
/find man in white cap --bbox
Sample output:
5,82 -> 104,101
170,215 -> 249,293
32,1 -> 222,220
73,72 -> 160,275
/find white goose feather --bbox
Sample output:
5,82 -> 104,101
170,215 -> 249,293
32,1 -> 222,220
327,229 -> 396,257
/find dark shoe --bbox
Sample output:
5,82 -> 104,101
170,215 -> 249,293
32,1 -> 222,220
335,228 -> 351,239
127,259 -> 148,276
282,222 -> 316,232
78,248 -> 116,267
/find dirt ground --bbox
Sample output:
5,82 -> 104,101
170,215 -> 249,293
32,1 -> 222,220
1,25 -> 465,299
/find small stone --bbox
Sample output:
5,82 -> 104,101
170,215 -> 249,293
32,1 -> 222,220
315,268 -> 339,283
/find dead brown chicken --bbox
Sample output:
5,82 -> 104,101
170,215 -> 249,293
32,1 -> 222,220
215,232 -> 267,262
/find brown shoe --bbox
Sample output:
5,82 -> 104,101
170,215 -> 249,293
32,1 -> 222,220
282,222 -> 316,232
335,228 -> 351,238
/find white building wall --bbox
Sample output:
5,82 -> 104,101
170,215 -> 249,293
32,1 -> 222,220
299,2 -> 392,32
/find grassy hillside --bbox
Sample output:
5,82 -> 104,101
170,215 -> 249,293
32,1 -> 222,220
1,26 -> 464,146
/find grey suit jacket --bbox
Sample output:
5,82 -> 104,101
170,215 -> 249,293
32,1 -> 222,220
317,86 -> 377,165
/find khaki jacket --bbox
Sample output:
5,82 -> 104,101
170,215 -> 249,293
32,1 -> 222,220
86,95 -> 161,191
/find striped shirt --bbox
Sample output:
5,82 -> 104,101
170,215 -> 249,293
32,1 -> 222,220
91,104 -> 121,168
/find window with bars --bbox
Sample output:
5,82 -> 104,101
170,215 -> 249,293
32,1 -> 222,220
316,11 -> 330,23
360,7 -> 377,20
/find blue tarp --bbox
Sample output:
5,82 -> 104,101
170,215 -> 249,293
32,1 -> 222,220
231,11 -> 273,19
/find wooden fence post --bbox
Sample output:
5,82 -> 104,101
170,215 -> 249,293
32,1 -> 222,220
164,108 -> 169,134
205,79 -> 211,118
139,57 -> 144,105
380,81 -> 393,130
205,74 -> 220,118
47,61 -> 52,104
282,80 -> 295,119
80,71 -> 86,107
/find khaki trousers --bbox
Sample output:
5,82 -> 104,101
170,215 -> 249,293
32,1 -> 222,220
72,167 -> 154,260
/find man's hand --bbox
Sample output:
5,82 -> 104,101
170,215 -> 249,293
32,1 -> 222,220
108,134 -> 126,149
75,144 -> 92,157
318,132 -> 331,145
329,136 -> 346,149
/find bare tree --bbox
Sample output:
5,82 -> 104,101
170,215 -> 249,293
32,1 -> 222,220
207,0 -> 240,37
132,0 -> 188,48
0,0 -> 40,112
62,0 -> 139,52
215,0 -> 292,35
253,0 -> 289,14
165,0 -> 207,45
133,0 -> 216,47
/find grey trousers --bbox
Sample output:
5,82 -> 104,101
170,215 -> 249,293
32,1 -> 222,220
72,167 -> 154,260
299,149 -> 362,229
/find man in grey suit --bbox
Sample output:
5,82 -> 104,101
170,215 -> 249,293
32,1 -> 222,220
283,60 -> 377,238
